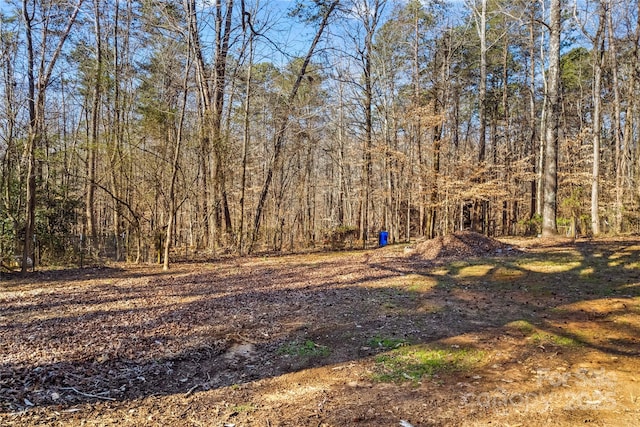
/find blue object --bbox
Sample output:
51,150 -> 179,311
378,231 -> 389,247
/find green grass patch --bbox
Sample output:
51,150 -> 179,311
449,260 -> 469,269
520,260 -> 581,273
277,339 -> 330,357
431,267 -> 451,276
368,335 -> 409,349
506,319 -> 536,335
595,287 -> 616,296
230,403 -> 256,414
579,267 -> 595,276
405,275 -> 438,293
624,261 -> 640,270
492,266 -> 524,281
378,274 -> 438,293
382,301 -> 398,310
372,345 -> 484,383
507,321 -> 581,347
417,301 -> 445,313
455,264 -> 494,278
549,307 -> 570,314
529,332 -> 581,347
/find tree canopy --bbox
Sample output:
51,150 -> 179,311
1,0 -> 639,269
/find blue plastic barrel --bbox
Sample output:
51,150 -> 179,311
378,231 -> 389,247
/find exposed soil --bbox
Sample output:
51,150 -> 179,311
1,236 -> 639,426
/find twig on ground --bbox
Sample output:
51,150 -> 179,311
60,387 -> 116,401
185,384 -> 200,397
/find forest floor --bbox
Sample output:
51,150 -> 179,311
1,234 -> 639,426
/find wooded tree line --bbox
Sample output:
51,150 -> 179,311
1,0 -> 640,270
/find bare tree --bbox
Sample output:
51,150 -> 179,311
468,0 -> 488,164
20,0 -> 85,272
183,0 -> 234,250
347,0 -> 386,247
238,14 -> 255,256
542,0 -> 561,236
248,0 -> 339,253
84,0 -> 104,255
573,0 -> 607,236
590,4 -> 606,236
0,14 -> 19,262
163,46 -> 191,271
606,0 -> 623,233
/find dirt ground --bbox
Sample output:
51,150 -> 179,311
1,235 -> 639,426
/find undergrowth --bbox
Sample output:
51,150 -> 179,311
372,345 -> 484,383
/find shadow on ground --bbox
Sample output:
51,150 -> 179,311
1,239 -> 639,423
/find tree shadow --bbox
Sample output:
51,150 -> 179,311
1,238 -> 638,423
0,266 -> 167,287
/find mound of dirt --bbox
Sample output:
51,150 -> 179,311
412,231 -> 517,261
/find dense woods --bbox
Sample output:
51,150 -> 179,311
2,0 -> 640,270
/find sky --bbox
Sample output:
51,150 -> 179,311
250,0 -> 467,63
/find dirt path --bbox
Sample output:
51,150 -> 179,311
1,237 -> 639,426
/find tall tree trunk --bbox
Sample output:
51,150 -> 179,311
536,3 -> 547,217
358,0 -> 385,247
185,0 -> 234,249
607,1 -> 623,234
542,0 -> 561,237
412,5 -> 424,238
248,1 -> 339,253
22,0 -> 36,272
590,5 -> 605,236
361,30 -> 373,248
21,0 -> 85,273
109,0 -> 130,262
185,0 -> 211,248
239,31 -> 253,256
528,5 -> 538,221
0,24 -> 18,255
114,0 -> 135,261
163,49 -> 191,271
86,0 -> 103,255
211,0 -> 234,246
624,4 -> 639,215
111,0 -> 122,261
501,33 -> 512,235
337,79 -> 348,227
475,0 -> 488,163
468,0 -> 488,234
427,35 -> 448,239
